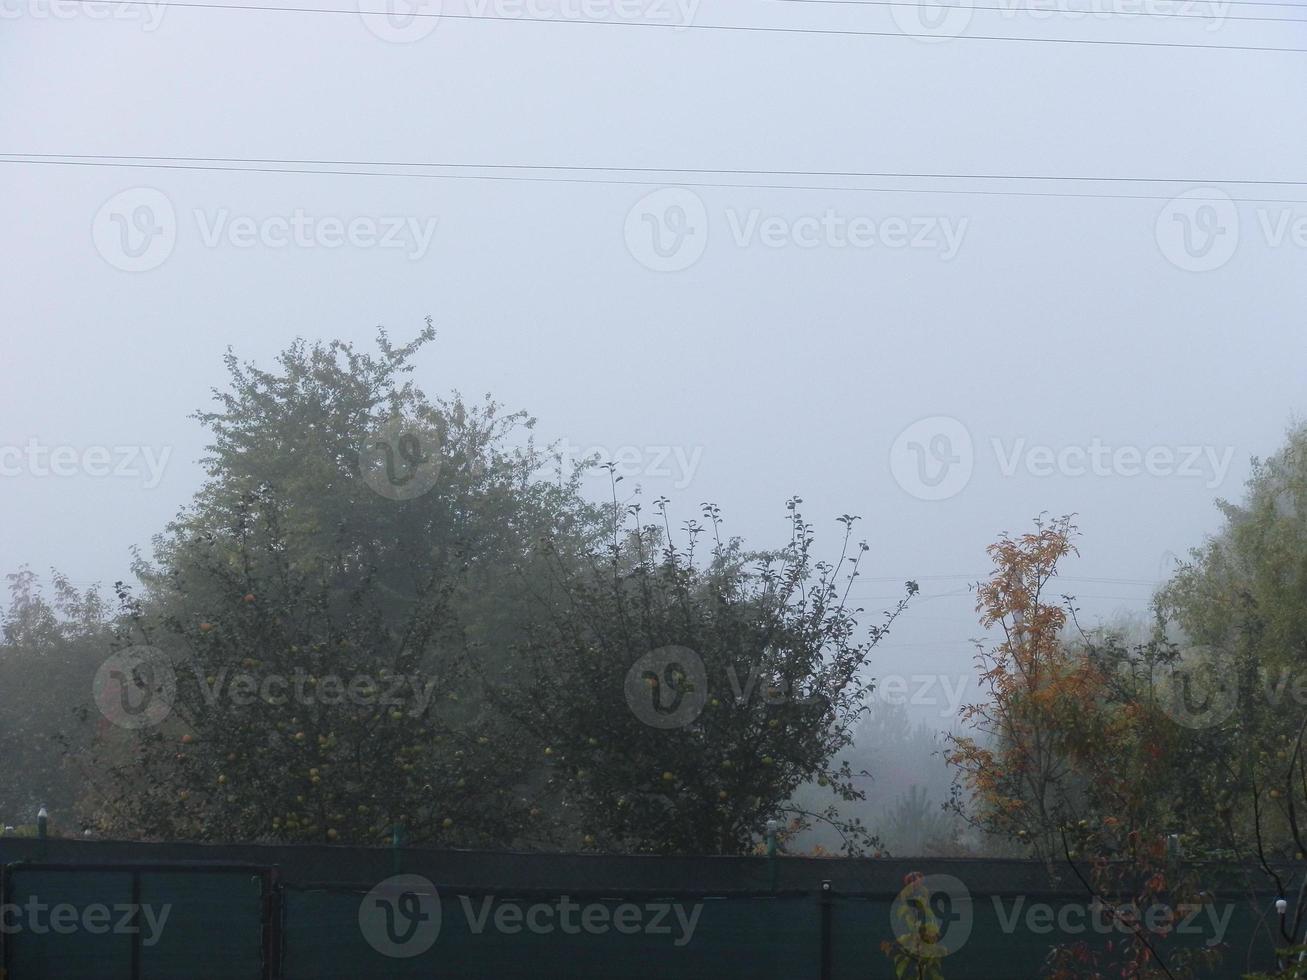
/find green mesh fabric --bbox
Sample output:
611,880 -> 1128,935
5,870 -> 134,980
0,855 -> 1280,979
283,889 -> 818,980
4,867 -> 265,980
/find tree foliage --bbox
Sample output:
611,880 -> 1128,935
87,324 -> 600,844
491,488 -> 916,854
946,516 -> 1223,979
0,569 -> 109,828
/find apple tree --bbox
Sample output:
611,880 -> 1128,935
488,488 -> 916,855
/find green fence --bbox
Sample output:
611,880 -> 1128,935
0,842 -> 1285,979
0,864 -> 270,980
280,884 -> 1271,979
283,887 -> 821,980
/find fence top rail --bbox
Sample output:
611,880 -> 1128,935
4,861 -> 274,874
0,838 -> 1291,898
286,881 -> 822,899
3,862 -> 275,888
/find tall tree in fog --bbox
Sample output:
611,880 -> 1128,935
1158,421 -> 1307,681
87,325 -> 603,843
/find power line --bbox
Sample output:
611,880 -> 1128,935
852,573 -> 1162,584
84,0 -> 1307,54
768,0 -> 1307,24
8,155 -> 1307,204
6,153 -> 1305,188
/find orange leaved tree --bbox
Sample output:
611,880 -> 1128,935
945,514 -> 1099,866
946,516 -> 1223,979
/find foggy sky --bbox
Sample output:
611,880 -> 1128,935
3,0 -> 1305,722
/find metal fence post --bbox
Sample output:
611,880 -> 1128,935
819,879 -> 833,980
130,869 -> 143,980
